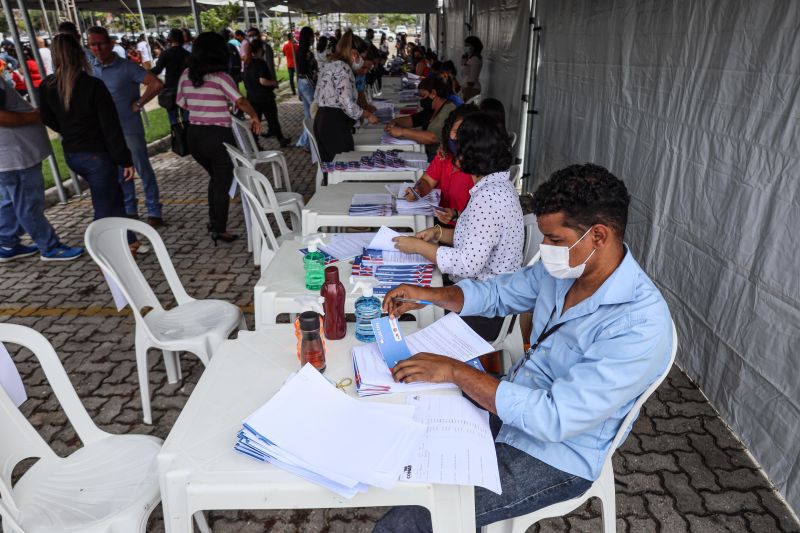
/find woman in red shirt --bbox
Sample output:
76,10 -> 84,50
403,104 -> 479,225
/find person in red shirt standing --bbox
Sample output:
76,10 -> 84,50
281,33 -> 298,96
403,104 -> 479,226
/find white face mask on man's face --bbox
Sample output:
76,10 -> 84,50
352,55 -> 364,71
539,227 -> 597,279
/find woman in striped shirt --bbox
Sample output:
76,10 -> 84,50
177,31 -> 261,244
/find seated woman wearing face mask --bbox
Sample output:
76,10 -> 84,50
384,74 -> 457,161
401,104 -> 479,227
392,112 -> 524,340
312,30 -> 380,162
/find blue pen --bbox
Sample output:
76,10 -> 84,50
392,297 -> 433,305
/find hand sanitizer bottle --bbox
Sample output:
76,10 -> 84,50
303,234 -> 326,291
351,277 -> 381,343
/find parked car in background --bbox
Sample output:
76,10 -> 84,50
395,25 -> 407,34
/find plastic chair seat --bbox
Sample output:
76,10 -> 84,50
144,299 -> 242,344
12,435 -> 162,533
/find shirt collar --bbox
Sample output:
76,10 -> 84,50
469,170 -> 510,196
92,54 -> 120,69
554,244 -> 639,320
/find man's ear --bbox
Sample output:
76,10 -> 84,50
591,224 -> 614,249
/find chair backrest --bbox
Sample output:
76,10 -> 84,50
509,164 -> 522,189
231,115 -> 259,157
522,214 -> 543,266
224,142 -> 255,169
466,94 -> 481,105
234,167 -> 282,254
84,218 -> 192,324
303,117 -> 325,190
604,322 -> 678,470
247,167 -> 294,237
509,131 -> 518,148
0,324 -> 108,523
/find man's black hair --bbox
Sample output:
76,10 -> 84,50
531,164 -> 630,238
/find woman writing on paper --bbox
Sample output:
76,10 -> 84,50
402,104 -> 479,226
384,74 -> 456,161
392,112 -> 523,340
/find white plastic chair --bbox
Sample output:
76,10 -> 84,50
482,322 -> 678,533
0,324 -> 209,533
509,131 -> 517,148
303,117 -> 325,190
230,115 -> 293,192
235,172 -> 285,276
466,94 -> 481,105
234,166 -> 302,239
509,164 -> 522,189
489,215 -> 542,354
84,218 -> 246,425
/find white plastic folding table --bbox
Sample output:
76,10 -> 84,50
353,129 -> 423,153
327,151 -> 422,185
253,237 -> 442,329
157,325 -> 476,533
302,183 -> 432,235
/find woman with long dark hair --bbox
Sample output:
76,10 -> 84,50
243,37 -> 290,148
176,31 -> 261,244
295,26 -> 317,150
312,30 -> 379,163
393,112 -> 523,339
38,34 -> 139,252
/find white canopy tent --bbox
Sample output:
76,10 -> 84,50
438,0 -> 800,516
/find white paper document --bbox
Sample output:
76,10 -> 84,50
238,364 -> 426,497
352,313 -> 494,397
102,271 -> 128,311
405,312 -> 494,362
351,193 -> 393,206
319,233 -> 376,260
0,342 -> 26,407
402,395 -> 502,494
368,226 -> 407,251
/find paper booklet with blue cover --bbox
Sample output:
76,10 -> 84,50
352,313 -> 493,397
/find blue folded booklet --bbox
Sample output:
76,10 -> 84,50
371,316 -> 412,368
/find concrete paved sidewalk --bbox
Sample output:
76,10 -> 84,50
0,97 -> 797,533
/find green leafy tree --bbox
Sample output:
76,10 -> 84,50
346,13 -> 370,29
382,14 -> 416,30
217,2 -> 241,28
200,9 -> 225,33
267,18 -> 286,66
0,12 -> 8,34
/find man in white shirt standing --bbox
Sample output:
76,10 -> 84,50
136,34 -> 152,69
111,35 -> 126,59
35,37 -> 53,75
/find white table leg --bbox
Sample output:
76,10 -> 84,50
160,467 -> 194,533
254,287 -> 277,330
429,484 -> 476,532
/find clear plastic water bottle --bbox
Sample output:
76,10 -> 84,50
303,235 -> 326,291
351,278 -> 381,343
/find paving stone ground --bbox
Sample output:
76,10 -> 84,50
1,95 -> 798,533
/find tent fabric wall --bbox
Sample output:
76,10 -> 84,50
531,0 -> 800,511
441,0 -> 531,146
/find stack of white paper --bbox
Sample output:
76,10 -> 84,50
380,132 -> 418,145
349,193 -> 394,216
402,395 -> 502,494
352,313 -> 495,397
319,233 -> 376,260
235,364 -> 426,498
396,189 -> 442,216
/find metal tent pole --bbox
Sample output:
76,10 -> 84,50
190,0 -> 201,33
38,0 -> 53,34
242,0 -> 249,28
2,0 -> 68,203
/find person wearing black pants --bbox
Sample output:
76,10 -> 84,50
244,38 -> 291,147
186,124 -> 238,236
312,31 -> 379,164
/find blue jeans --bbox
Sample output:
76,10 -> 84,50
372,416 -> 593,532
167,106 -> 189,126
296,77 -> 315,148
65,151 -> 135,244
118,133 -> 162,218
0,163 -> 60,252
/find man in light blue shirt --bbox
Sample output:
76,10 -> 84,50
375,163 -> 673,532
88,26 -> 165,228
